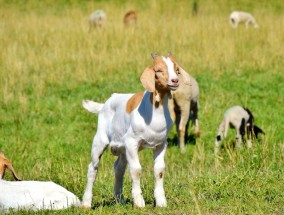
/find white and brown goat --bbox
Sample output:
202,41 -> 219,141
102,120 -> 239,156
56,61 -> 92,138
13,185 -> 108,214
0,153 -> 80,212
215,106 -> 265,154
81,53 -> 190,208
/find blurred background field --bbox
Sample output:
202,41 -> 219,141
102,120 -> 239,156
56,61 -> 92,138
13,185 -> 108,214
0,0 -> 284,214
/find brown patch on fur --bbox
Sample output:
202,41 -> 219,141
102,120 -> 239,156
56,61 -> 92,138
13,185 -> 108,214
126,92 -> 144,113
136,171 -> 141,179
159,172 -> 163,179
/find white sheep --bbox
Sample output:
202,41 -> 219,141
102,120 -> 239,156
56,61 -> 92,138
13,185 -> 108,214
229,11 -> 259,29
0,153 -> 80,212
81,53 -> 191,209
88,10 -> 106,32
214,106 -> 265,154
168,73 -> 200,152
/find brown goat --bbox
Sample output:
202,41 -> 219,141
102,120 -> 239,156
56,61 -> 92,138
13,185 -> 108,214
123,10 -> 137,26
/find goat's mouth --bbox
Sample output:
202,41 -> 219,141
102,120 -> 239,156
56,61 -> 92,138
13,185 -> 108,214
167,84 -> 179,91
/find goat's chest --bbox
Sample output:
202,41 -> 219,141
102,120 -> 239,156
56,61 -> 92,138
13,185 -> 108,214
131,106 -> 173,146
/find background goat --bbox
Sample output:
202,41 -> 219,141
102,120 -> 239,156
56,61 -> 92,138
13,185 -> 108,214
123,10 -> 137,26
0,153 -> 80,212
88,9 -> 106,32
168,74 -> 200,152
229,11 -> 259,29
81,53 -> 190,209
215,106 -> 265,154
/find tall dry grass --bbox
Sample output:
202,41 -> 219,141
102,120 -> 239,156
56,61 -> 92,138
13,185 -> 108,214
1,1 -> 283,107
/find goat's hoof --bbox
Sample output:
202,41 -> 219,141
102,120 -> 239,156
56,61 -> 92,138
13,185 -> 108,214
195,131 -> 201,137
155,198 -> 167,207
180,147 -> 186,154
80,205 -> 91,210
133,196 -> 145,208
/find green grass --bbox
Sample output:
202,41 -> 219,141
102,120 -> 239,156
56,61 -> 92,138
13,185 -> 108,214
0,0 -> 284,214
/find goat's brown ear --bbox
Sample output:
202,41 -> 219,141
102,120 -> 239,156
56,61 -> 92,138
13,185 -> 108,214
178,66 -> 191,85
151,53 -> 158,59
140,67 -> 155,92
5,161 -> 21,181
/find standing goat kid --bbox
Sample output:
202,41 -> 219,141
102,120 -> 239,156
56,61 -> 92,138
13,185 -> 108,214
229,11 -> 259,29
214,106 -> 265,154
168,73 -> 200,152
0,153 -> 80,212
81,53 -> 191,208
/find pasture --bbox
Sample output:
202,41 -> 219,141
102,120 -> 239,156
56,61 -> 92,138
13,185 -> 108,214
0,0 -> 284,214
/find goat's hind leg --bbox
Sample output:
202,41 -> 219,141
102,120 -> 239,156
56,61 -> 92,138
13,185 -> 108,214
178,102 -> 190,153
191,101 -> 200,137
81,135 -> 109,209
114,153 -> 127,204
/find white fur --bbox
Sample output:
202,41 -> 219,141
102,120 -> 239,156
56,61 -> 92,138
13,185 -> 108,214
215,106 -> 252,154
81,54 -> 189,208
88,10 -> 106,31
0,180 -> 80,212
229,11 -> 259,29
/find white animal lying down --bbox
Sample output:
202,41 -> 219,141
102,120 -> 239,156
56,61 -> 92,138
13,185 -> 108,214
81,53 -> 191,209
0,181 -> 81,212
0,153 -> 80,212
215,106 -> 265,154
229,11 -> 259,29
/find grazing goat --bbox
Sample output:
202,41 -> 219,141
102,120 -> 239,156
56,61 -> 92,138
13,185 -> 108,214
123,10 -> 137,26
88,10 -> 106,32
0,153 -> 80,212
214,106 -> 265,154
168,74 -> 200,152
81,53 -> 191,209
229,11 -> 259,29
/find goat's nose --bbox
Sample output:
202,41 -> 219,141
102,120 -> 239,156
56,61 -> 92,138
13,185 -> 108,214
171,78 -> 179,84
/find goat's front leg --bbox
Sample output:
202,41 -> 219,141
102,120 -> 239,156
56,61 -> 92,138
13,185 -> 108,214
153,142 -> 167,207
125,139 -> 145,207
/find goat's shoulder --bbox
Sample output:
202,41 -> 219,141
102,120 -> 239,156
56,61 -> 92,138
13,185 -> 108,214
126,91 -> 145,113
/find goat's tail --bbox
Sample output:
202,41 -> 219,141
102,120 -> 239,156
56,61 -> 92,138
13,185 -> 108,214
82,100 -> 104,114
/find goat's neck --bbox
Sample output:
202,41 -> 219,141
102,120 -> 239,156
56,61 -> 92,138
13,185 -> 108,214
151,90 -> 171,109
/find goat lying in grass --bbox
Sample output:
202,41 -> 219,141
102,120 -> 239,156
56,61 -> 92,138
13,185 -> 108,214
81,53 -> 190,208
229,11 -> 259,29
0,153 -> 80,212
168,73 -> 200,152
214,106 -> 265,154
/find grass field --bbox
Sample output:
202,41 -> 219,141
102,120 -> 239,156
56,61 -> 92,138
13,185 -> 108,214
0,0 -> 284,214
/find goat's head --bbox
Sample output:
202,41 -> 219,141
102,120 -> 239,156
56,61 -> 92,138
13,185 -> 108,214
140,52 -> 190,93
0,152 -> 21,181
